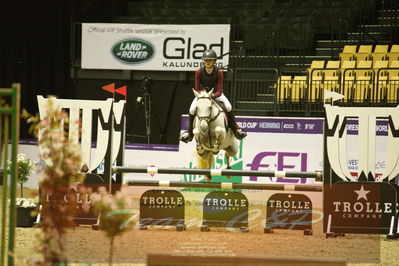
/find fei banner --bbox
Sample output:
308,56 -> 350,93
81,23 -> 230,71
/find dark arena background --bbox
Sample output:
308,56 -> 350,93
1,0 -> 399,265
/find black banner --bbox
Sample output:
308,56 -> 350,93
139,190 -> 185,227
266,193 -> 313,231
202,191 -> 249,229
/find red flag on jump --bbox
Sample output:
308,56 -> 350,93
115,85 -> 127,97
102,83 -> 115,93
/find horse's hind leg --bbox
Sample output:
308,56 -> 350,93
197,151 -> 214,182
205,153 -> 214,181
225,145 -> 238,167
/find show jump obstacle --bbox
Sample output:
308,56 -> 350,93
35,96 -> 399,239
125,180 -> 322,191
113,166 -> 323,179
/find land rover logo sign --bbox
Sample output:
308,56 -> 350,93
112,39 -> 154,64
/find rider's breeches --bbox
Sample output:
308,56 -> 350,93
189,93 -> 232,115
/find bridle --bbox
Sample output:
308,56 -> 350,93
195,95 -> 221,125
195,95 -> 223,151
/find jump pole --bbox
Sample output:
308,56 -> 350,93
126,180 -> 322,192
113,166 -> 323,179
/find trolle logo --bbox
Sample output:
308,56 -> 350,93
141,196 -> 184,207
112,39 -> 154,64
204,198 -> 247,209
332,185 -> 398,219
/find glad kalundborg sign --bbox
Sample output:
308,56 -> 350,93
81,23 -> 230,71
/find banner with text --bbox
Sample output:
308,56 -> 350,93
81,23 -> 230,71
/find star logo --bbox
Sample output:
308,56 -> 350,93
354,185 -> 370,201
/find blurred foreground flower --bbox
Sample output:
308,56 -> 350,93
91,187 -> 136,265
24,97 -> 86,265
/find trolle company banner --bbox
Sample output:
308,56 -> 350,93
81,23 -> 230,71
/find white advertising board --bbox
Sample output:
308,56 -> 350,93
81,23 -> 230,71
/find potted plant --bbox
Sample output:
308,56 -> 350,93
7,153 -> 37,227
7,153 -> 36,198
15,197 -> 38,227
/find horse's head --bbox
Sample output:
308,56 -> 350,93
193,88 -> 214,132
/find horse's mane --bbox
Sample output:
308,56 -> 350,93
197,89 -> 210,97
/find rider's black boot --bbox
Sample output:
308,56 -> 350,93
227,111 -> 247,140
180,114 -> 195,143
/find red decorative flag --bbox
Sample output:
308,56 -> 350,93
102,83 -> 115,93
115,85 -> 127,97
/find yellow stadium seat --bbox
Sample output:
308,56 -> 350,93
354,60 -> 373,102
309,75 -> 323,102
388,45 -> 399,66
324,60 -> 340,76
387,60 -> 399,103
323,61 -> 340,93
309,60 -> 325,68
307,61 -> 325,102
355,45 -> 373,64
340,60 -> 356,102
291,76 -> 307,102
389,60 -> 399,75
355,60 -> 373,76
277,75 -> 292,102
373,60 -> 389,102
339,45 -> 357,65
374,45 -> 389,54
307,60 -> 325,76
372,44 -> 389,65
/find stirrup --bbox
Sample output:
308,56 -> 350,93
180,131 -> 193,143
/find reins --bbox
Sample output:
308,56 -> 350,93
195,95 -> 225,150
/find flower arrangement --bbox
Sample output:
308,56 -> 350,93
16,197 -> 38,208
7,153 -> 36,198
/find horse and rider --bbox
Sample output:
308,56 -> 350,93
180,49 -> 247,143
180,49 -> 246,180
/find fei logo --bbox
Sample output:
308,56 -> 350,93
246,151 -> 308,183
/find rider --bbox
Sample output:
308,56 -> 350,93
180,49 -> 247,143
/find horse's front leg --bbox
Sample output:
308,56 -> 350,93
193,128 -> 200,141
214,126 -> 226,150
